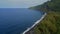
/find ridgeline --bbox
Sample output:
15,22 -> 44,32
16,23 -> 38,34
29,0 -> 60,34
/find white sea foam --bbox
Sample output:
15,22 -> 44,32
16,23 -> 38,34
22,13 -> 47,34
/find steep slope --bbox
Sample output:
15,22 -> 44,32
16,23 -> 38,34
30,0 -> 60,34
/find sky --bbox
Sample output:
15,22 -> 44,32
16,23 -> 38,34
0,0 -> 48,8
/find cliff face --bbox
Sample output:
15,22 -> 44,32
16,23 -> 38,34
29,0 -> 60,34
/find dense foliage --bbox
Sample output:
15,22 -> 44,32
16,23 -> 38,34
30,0 -> 60,34
30,0 -> 60,11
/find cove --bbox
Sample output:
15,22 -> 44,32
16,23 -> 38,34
0,8 -> 44,34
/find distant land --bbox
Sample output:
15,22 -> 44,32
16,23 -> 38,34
29,0 -> 60,34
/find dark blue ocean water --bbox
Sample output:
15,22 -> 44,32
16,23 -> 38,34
0,8 -> 44,34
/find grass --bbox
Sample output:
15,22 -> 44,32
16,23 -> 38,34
33,11 -> 60,34
29,0 -> 60,34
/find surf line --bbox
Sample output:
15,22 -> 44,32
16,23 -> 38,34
22,13 -> 47,34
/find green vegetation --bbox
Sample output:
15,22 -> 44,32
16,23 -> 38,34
30,0 -> 60,11
34,12 -> 60,34
30,0 -> 60,34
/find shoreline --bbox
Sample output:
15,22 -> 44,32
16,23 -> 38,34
22,13 -> 47,34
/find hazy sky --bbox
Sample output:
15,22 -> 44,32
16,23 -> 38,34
0,0 -> 48,8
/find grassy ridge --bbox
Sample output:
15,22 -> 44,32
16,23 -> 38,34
33,12 -> 60,34
30,0 -> 60,34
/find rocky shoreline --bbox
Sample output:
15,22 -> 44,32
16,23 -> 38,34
22,13 -> 47,34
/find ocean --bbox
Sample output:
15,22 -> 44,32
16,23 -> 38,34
0,8 -> 44,34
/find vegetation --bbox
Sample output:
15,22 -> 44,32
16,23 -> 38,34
33,12 -> 60,34
30,0 -> 60,11
30,0 -> 60,34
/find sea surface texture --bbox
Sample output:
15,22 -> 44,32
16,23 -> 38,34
0,8 -> 44,34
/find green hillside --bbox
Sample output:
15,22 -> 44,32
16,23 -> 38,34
30,0 -> 60,34
30,0 -> 60,11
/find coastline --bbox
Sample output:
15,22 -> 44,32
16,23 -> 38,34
22,13 -> 47,34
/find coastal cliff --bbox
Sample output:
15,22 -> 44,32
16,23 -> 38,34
29,0 -> 60,34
